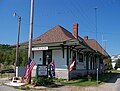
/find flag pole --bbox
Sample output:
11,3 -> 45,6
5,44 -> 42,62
28,0 -> 34,84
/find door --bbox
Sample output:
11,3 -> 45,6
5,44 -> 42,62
43,50 -> 52,65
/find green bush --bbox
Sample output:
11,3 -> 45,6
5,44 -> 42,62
33,77 -> 53,86
26,86 -> 30,90
19,86 -> 30,90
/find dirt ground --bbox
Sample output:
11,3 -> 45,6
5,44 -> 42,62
28,85 -> 96,91
28,74 -> 120,91
1,73 -> 120,91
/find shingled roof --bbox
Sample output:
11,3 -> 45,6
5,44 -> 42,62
32,25 -> 84,44
15,24 -> 86,48
84,36 -> 109,57
15,24 -> 109,58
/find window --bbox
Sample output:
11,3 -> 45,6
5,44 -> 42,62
79,53 -> 83,62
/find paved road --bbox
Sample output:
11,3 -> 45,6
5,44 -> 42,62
0,85 -> 24,91
98,73 -> 120,91
0,78 -> 23,91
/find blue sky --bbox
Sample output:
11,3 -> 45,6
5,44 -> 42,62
0,0 -> 120,56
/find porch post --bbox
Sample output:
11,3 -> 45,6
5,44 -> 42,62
61,45 -> 64,58
66,46 -> 70,80
86,52 -> 89,75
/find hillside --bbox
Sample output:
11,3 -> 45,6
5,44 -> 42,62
0,44 -> 27,69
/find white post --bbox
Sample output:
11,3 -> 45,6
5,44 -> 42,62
28,0 -> 34,84
28,0 -> 34,59
97,68 -> 98,85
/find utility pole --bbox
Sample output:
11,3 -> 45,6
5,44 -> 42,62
95,7 -> 97,51
102,34 -> 104,55
28,0 -> 34,83
13,12 -> 21,77
102,34 -> 107,54
94,7 -> 98,85
103,40 -> 107,51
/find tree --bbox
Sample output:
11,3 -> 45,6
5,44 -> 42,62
0,44 -> 28,70
18,49 -> 28,66
115,59 -> 120,69
0,51 -> 4,63
103,58 -> 112,70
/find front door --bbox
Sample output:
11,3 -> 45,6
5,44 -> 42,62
43,50 -> 52,65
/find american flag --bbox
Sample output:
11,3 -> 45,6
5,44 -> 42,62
69,60 -> 75,72
24,57 -> 35,83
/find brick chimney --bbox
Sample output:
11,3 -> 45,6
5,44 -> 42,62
84,36 -> 88,40
73,23 -> 78,39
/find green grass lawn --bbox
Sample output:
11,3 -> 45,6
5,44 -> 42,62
111,69 -> 120,73
61,79 -> 97,86
54,77 -> 97,86
54,70 -> 119,86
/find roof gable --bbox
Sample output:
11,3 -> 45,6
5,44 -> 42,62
18,24 -> 85,47
84,39 -> 109,57
32,25 -> 76,44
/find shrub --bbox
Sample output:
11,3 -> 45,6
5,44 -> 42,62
33,77 -> 53,86
19,86 -> 30,90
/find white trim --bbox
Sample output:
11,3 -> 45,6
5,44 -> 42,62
55,68 -> 68,71
32,46 -> 48,51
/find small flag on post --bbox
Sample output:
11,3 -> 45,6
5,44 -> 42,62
51,60 -> 55,78
69,60 -> 75,72
24,57 -> 35,83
